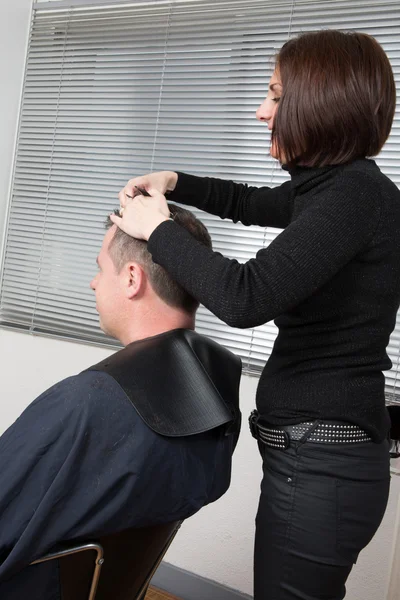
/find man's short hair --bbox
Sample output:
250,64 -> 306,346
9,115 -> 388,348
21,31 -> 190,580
107,203 -> 212,313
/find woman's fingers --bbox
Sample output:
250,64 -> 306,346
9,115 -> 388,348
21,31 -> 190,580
118,179 -> 145,209
109,212 -> 123,227
118,189 -> 127,209
111,189 -> 170,241
119,171 -> 178,207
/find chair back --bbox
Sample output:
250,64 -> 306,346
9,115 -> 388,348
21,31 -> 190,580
34,520 -> 182,600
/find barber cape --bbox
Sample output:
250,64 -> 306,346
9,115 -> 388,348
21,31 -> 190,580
0,329 -> 241,599
89,327 -> 241,437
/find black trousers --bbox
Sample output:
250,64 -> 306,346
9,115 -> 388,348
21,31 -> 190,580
254,436 -> 390,600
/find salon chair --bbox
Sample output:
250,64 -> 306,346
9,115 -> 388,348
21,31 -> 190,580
31,520 -> 182,600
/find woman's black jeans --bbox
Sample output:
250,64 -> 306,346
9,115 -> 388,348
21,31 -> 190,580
254,435 -> 390,599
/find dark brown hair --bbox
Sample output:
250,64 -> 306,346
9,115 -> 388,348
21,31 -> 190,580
107,204 -> 212,314
273,30 -> 396,168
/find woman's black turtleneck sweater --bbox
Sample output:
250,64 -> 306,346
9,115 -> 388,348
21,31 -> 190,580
148,159 -> 400,441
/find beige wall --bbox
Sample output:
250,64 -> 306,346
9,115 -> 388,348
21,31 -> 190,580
0,1 -> 399,598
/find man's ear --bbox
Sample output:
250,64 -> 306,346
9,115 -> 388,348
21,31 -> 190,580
125,262 -> 145,299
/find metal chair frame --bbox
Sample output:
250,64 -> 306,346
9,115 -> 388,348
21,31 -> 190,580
29,521 -> 182,600
31,542 -> 104,600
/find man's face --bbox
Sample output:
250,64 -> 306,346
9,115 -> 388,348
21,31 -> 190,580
90,226 -> 125,339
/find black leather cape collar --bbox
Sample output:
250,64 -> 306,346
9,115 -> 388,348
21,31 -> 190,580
86,328 -> 242,438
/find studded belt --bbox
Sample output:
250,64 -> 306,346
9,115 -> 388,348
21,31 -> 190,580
249,410 -> 372,449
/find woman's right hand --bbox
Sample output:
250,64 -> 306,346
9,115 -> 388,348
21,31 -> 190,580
120,171 -> 178,208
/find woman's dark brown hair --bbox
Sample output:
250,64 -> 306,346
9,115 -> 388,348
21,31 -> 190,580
273,30 -> 396,168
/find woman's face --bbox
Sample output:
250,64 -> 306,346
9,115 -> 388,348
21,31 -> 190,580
256,70 -> 282,160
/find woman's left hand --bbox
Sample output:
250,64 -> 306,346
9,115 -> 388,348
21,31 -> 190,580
111,187 -> 171,241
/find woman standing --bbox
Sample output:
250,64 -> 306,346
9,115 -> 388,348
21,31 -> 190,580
112,30 -> 399,600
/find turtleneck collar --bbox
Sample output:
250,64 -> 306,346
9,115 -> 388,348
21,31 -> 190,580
282,158 -> 376,192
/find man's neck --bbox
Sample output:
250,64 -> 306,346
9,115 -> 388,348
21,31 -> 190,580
119,313 -> 195,346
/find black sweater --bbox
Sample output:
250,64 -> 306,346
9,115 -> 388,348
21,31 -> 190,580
148,159 -> 400,441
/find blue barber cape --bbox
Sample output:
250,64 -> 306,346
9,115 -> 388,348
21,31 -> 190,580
0,370 -> 236,598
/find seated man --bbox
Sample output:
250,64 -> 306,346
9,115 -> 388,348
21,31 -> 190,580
0,204 -> 241,598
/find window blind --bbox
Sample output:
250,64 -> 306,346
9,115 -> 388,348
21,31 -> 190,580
1,0 -> 400,401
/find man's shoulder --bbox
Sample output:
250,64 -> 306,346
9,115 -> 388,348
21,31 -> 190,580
0,370 -> 135,451
35,369 -> 116,397
31,370 -> 128,415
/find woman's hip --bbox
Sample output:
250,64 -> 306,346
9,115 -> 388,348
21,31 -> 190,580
254,438 -> 390,599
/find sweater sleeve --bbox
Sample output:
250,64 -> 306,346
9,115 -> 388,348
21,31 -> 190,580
168,172 -> 293,229
148,176 -> 381,329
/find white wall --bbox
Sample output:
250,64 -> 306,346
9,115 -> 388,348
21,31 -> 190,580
0,2 -> 399,599
0,0 -> 32,237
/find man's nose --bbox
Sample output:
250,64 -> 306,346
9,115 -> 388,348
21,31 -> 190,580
90,277 -> 96,290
